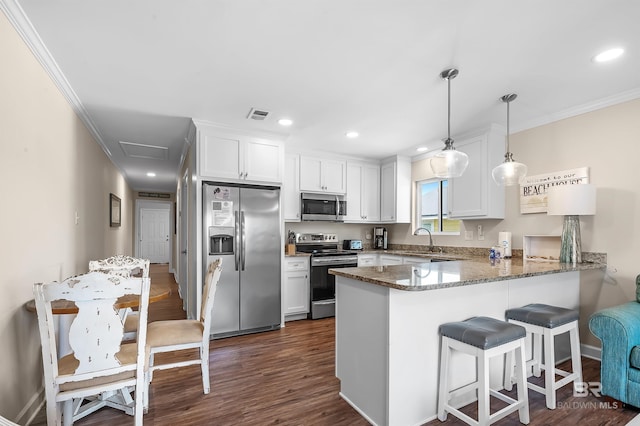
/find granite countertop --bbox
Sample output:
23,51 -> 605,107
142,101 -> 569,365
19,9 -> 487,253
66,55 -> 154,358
285,249 -> 464,260
329,256 -> 606,291
285,252 -> 312,258
356,249 -> 466,261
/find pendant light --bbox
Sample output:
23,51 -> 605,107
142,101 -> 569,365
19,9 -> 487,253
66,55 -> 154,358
430,68 -> 469,178
491,94 -> 527,186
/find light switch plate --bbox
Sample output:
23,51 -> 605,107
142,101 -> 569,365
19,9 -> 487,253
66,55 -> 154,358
477,225 -> 484,240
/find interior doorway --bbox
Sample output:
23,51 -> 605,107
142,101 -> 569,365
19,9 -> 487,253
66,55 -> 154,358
136,200 -> 172,266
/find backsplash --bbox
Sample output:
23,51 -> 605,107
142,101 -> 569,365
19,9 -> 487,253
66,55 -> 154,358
385,244 -> 606,263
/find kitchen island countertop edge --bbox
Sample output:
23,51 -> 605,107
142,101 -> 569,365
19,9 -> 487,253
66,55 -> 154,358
329,256 -> 605,291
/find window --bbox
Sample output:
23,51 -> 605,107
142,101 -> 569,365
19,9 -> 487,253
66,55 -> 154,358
416,179 -> 460,234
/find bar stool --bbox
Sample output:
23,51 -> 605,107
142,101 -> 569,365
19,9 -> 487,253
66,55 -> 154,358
438,316 -> 530,426
503,303 -> 583,410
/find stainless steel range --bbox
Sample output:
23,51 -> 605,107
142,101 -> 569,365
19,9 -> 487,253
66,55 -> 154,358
295,233 -> 358,319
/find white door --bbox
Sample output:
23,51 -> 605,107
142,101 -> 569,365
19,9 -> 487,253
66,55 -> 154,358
140,208 -> 170,263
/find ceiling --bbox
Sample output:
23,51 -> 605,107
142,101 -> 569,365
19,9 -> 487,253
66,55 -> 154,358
8,0 -> 640,192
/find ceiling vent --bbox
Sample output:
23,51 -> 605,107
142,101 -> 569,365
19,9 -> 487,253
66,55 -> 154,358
119,141 -> 168,160
247,108 -> 270,121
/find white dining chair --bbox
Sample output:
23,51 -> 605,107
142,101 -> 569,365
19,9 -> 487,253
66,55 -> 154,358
144,258 -> 222,410
34,271 -> 150,426
0,415 -> 19,426
89,255 -> 150,340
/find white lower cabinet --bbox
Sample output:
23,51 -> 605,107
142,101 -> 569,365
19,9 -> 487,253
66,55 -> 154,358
357,253 -> 378,267
379,255 -> 403,266
402,256 -> 429,265
284,257 -> 309,320
358,253 -> 431,267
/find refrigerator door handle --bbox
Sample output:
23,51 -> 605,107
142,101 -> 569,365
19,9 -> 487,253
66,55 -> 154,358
234,211 -> 240,271
241,211 -> 246,271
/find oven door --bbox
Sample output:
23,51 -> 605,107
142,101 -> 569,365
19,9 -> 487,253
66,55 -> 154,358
309,256 -> 357,319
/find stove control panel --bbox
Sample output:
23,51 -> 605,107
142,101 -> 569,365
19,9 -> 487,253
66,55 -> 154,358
295,233 -> 338,244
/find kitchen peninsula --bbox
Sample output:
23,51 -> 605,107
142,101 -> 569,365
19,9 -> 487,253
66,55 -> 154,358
330,257 -> 605,426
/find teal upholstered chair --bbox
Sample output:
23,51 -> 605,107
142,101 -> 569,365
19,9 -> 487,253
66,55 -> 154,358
589,275 -> 640,407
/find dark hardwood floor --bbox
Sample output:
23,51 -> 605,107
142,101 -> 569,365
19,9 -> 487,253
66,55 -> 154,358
32,264 -> 639,425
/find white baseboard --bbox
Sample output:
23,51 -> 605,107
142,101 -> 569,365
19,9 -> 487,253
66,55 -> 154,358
18,387 -> 44,426
581,343 -> 601,361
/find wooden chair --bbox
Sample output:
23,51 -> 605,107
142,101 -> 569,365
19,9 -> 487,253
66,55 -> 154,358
144,258 -> 222,409
34,272 -> 150,426
89,255 -> 150,340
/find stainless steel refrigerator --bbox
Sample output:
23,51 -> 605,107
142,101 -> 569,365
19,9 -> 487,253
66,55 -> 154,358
203,182 -> 281,338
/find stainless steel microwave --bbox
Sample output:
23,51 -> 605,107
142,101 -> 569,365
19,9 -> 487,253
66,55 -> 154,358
301,193 -> 346,222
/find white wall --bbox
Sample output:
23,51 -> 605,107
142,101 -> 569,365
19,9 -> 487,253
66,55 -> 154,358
0,11 -> 134,423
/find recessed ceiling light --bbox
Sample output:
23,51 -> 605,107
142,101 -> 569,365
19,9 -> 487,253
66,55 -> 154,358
593,47 -> 624,63
345,131 -> 359,138
416,146 -> 429,152
278,118 -> 293,126
146,172 -> 156,177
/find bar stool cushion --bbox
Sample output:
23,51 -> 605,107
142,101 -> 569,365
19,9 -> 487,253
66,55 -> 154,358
506,303 -> 578,328
439,316 -> 526,349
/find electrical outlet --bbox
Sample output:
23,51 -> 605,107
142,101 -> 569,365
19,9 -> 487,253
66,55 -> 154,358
477,225 -> 484,240
465,231 -> 474,241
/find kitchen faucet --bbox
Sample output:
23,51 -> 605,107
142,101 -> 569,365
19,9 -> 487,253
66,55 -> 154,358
413,227 -> 435,252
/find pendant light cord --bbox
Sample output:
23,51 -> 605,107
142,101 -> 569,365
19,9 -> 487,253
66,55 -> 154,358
440,68 -> 458,148
505,99 -> 510,153
500,93 -> 518,159
447,75 -> 451,141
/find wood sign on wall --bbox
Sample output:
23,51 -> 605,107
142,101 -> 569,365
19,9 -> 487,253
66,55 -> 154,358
520,167 -> 590,214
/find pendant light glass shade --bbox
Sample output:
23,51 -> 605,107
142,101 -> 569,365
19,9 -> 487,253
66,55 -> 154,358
430,138 -> 469,178
492,94 -> 527,186
430,68 -> 469,178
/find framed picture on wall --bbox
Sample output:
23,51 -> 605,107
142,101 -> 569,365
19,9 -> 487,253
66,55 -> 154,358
110,193 -> 121,227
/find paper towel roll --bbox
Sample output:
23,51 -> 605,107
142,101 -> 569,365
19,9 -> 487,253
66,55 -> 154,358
499,231 -> 512,258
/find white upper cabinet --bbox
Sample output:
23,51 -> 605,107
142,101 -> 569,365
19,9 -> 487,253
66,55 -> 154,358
380,156 -> 411,223
299,156 -> 346,194
197,122 -> 284,184
244,139 -> 284,183
284,154 -> 301,221
345,161 -> 380,222
448,125 -> 505,219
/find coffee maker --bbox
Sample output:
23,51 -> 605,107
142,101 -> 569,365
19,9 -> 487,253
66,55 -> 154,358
373,227 -> 388,249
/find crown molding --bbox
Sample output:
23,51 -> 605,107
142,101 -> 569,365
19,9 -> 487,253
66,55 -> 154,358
512,87 -> 640,134
1,0 -> 124,171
